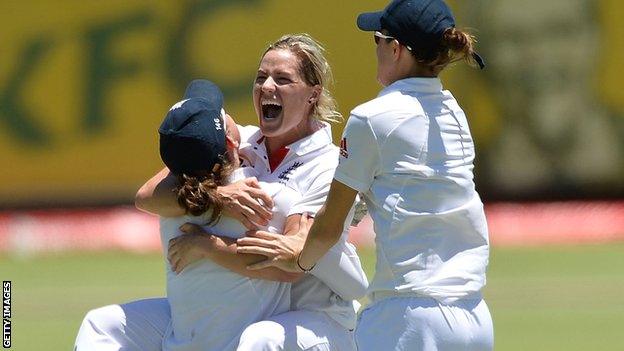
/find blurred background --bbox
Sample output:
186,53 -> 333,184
1,0 -> 623,350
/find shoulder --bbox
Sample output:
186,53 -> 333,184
351,91 -> 425,120
295,144 -> 339,176
349,92 -> 426,140
237,124 -> 261,143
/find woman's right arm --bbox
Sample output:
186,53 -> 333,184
167,223 -> 303,283
135,167 -> 273,226
135,167 -> 185,217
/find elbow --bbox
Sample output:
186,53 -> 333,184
135,185 -> 184,217
134,186 -> 153,213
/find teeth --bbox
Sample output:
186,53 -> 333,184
261,100 -> 282,107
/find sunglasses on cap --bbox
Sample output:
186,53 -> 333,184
373,31 -> 413,51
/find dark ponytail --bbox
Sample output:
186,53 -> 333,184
412,27 -> 479,73
441,27 -> 478,67
175,161 -> 234,225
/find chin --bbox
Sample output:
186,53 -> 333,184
258,122 -> 281,138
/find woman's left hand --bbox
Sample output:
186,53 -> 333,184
236,231 -> 302,272
167,224 -> 214,274
236,231 -> 305,272
236,213 -> 313,272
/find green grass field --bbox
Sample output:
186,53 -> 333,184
2,243 -> 623,350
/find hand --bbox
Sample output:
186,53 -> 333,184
236,214 -> 314,272
167,223 -> 214,274
218,177 -> 274,229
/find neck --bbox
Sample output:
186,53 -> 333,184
265,119 -> 321,156
392,56 -> 439,82
408,61 -> 439,78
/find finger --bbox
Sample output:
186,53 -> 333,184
247,259 -> 276,270
244,177 -> 260,188
241,195 -> 273,222
237,237 -> 275,248
246,230 -> 280,240
299,213 -> 308,230
167,240 -> 178,258
180,223 -> 205,235
175,258 -> 188,274
167,248 -> 176,263
302,213 -> 314,231
168,237 -> 176,249
239,204 -> 269,227
248,188 -> 274,210
170,255 -> 181,273
236,246 -> 276,257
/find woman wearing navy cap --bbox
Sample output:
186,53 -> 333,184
243,1 -> 494,350
76,34 -> 368,351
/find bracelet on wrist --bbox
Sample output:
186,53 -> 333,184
296,252 -> 316,273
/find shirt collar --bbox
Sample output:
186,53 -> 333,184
240,122 -> 333,159
288,122 -> 333,156
378,77 -> 443,97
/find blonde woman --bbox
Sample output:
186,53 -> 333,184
76,34 -> 367,351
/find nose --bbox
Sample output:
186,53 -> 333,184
261,76 -> 276,95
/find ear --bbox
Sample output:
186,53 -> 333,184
225,134 -> 239,150
391,40 -> 402,61
308,85 -> 322,104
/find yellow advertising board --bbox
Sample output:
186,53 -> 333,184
1,0 -> 623,206
0,0 -> 388,206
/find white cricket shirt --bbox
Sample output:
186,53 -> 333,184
239,123 -> 368,330
334,78 -> 489,305
160,167 -> 290,351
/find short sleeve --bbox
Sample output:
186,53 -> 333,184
237,124 -> 259,143
334,115 -> 380,192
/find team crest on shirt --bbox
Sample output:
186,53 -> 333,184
339,138 -> 348,158
278,162 -> 303,184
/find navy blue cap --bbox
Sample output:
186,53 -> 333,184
357,0 -> 485,69
159,80 -> 227,175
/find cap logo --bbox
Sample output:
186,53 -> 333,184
169,99 -> 190,111
213,118 -> 222,130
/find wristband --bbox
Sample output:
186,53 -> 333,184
296,252 -> 316,273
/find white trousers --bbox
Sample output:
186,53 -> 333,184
355,296 -> 493,351
74,298 -> 170,351
74,298 -> 355,351
238,310 -> 355,351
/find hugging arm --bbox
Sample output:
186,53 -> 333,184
135,168 -> 273,227
135,167 -> 184,217
297,180 -> 361,275
238,172 -> 368,300
168,216 -> 304,283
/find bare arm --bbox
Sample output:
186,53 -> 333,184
135,167 -> 184,217
167,217 -> 304,282
238,179 -> 359,273
238,206 -> 369,300
135,167 -> 274,227
297,180 -> 359,271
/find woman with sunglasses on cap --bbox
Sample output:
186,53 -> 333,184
243,1 -> 494,350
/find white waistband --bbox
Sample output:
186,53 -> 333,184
369,290 -> 482,304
